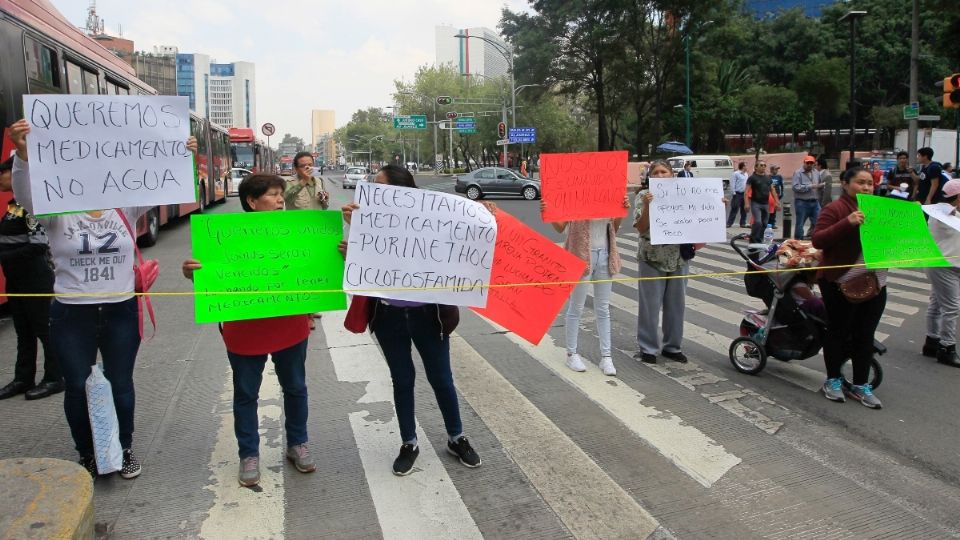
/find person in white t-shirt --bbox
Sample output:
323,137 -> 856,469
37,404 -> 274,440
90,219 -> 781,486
8,119 -> 196,479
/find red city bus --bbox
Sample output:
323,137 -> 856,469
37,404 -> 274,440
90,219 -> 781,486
230,127 -> 275,174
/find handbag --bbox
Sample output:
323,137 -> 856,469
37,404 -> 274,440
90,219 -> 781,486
839,272 -> 880,303
117,211 -> 158,340
344,295 -> 372,333
86,362 -> 123,474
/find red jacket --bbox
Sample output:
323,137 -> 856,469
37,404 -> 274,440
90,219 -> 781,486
222,315 -> 310,356
812,192 -> 861,282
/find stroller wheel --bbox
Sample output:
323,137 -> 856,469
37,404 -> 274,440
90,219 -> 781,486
840,357 -> 884,390
729,337 -> 767,375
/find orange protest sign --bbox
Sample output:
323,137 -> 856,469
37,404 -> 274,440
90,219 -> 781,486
471,211 -> 587,344
540,150 -> 628,222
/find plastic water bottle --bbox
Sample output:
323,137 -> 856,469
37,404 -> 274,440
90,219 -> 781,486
762,224 -> 775,244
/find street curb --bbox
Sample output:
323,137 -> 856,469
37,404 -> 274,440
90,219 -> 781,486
0,458 -> 94,539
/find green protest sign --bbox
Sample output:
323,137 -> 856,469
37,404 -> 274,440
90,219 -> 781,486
857,194 -> 949,269
190,210 -> 347,323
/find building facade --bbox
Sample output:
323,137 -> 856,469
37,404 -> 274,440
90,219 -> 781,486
435,25 -> 509,79
209,62 -> 256,129
311,109 -> 336,165
132,51 -> 176,95
176,53 -> 211,117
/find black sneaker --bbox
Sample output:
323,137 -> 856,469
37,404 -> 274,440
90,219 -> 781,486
392,444 -> 419,476
923,336 -> 941,358
447,437 -> 481,468
634,352 -> 657,364
662,350 -> 688,363
120,449 -> 142,479
78,456 -> 97,478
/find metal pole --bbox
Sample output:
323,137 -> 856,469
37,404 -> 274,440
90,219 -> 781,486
433,99 -> 439,176
685,35 -> 692,149
449,125 -> 454,171
908,0 -> 919,167
509,52 -> 516,169
848,17 -> 856,166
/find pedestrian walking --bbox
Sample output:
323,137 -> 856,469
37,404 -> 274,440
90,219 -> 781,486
915,147 -> 945,205
812,166 -> 887,409
791,156 -> 822,239
921,178 -> 960,368
634,160 -> 693,364
727,162 -> 748,228
886,151 -> 918,199
8,119 -> 192,477
182,173 -> 316,487
817,157 -> 833,208
743,160 -> 779,243
0,156 -> 61,401
542,195 -> 628,377
340,165 -> 481,476
769,164 -> 784,228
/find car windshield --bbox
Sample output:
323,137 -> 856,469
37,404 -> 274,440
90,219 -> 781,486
347,168 -> 364,174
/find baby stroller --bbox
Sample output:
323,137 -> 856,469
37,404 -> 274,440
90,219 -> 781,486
727,233 -> 884,389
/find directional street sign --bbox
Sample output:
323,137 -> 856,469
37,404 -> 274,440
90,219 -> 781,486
509,127 -> 537,143
393,115 -> 427,129
455,122 -> 476,129
903,104 -> 920,120
459,129 -> 477,135
496,138 -> 510,146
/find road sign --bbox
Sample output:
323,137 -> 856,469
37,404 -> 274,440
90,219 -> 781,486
903,104 -> 919,120
918,114 -> 941,122
393,115 -> 427,129
496,138 -> 510,146
261,123 -> 276,137
458,129 -> 477,135
509,127 -> 537,143
455,121 -> 476,129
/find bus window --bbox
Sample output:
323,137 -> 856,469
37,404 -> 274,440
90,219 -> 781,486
66,60 -> 83,93
82,70 -> 99,94
25,37 -> 60,91
105,81 -> 117,95
116,86 -> 129,95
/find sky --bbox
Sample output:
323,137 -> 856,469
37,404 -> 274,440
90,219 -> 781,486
54,0 -> 529,142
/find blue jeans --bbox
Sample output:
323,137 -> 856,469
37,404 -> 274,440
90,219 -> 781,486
50,298 -> 140,457
565,248 -> 612,357
372,303 -> 462,444
227,339 -> 309,459
794,199 -> 820,239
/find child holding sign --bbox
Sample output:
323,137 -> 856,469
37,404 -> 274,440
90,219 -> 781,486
8,119 -> 196,479
543,195 -> 629,377
182,173 -> 316,487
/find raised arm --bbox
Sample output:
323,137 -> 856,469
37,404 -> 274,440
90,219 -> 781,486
9,120 -> 35,214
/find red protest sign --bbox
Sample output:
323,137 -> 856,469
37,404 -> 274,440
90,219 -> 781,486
472,210 -> 587,344
540,150 -> 628,222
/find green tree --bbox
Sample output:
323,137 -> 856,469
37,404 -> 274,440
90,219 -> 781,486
738,84 -> 804,159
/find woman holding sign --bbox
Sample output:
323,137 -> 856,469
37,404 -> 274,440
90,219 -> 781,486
812,167 -> 887,409
8,119 -> 196,478
340,164 -> 482,477
182,173 -> 316,487
543,194 -> 629,377
633,160 -> 691,365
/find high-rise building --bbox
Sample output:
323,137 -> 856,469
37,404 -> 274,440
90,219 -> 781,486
176,52 -> 210,117
208,62 -> 256,129
435,25 -> 509,79
311,110 -> 336,165
132,48 -> 176,95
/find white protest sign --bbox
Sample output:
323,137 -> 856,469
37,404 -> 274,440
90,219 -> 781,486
344,182 -> 497,307
648,177 -> 726,245
23,95 -> 194,215
923,204 -> 960,233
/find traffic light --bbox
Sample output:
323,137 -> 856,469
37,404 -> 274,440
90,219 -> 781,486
497,122 -> 507,139
935,73 -> 960,108
436,96 -> 453,106
375,135 -> 384,142
446,111 -> 459,119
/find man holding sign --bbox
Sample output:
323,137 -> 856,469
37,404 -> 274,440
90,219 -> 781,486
341,165 -> 483,476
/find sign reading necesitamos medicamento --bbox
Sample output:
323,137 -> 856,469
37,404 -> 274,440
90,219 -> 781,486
23,95 -> 195,215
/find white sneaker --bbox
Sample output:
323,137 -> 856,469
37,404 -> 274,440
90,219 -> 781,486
599,357 -> 617,376
566,353 -> 587,372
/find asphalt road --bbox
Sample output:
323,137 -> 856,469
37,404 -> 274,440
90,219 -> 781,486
0,171 -> 956,539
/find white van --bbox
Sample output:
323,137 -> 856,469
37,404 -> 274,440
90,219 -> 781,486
668,155 -> 735,189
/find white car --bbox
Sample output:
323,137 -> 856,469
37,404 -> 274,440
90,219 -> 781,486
343,167 -> 368,189
227,168 -> 252,196
667,155 -> 735,189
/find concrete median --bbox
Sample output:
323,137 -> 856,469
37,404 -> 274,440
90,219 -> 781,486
0,458 -> 93,540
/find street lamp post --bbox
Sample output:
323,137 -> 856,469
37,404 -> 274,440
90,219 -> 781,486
455,33 -> 516,167
681,20 -> 712,151
840,10 -> 867,168
399,90 -> 439,174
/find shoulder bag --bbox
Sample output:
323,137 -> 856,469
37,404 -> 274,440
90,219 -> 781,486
117,211 -> 158,340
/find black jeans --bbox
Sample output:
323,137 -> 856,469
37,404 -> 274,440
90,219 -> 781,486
819,280 -> 886,385
4,258 -> 58,384
727,192 -> 746,227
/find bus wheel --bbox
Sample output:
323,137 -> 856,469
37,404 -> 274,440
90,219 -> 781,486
139,208 -> 160,247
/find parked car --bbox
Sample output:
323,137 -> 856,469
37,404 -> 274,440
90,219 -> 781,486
454,167 -> 541,200
343,167 -> 368,189
227,168 -> 252,196
667,155 -> 735,189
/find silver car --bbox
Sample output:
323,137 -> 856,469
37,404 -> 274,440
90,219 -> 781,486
227,168 -> 252,196
343,167 -> 367,189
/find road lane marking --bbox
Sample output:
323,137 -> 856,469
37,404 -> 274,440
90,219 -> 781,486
320,313 -> 483,540
199,363 -> 286,539
448,335 -> 665,538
